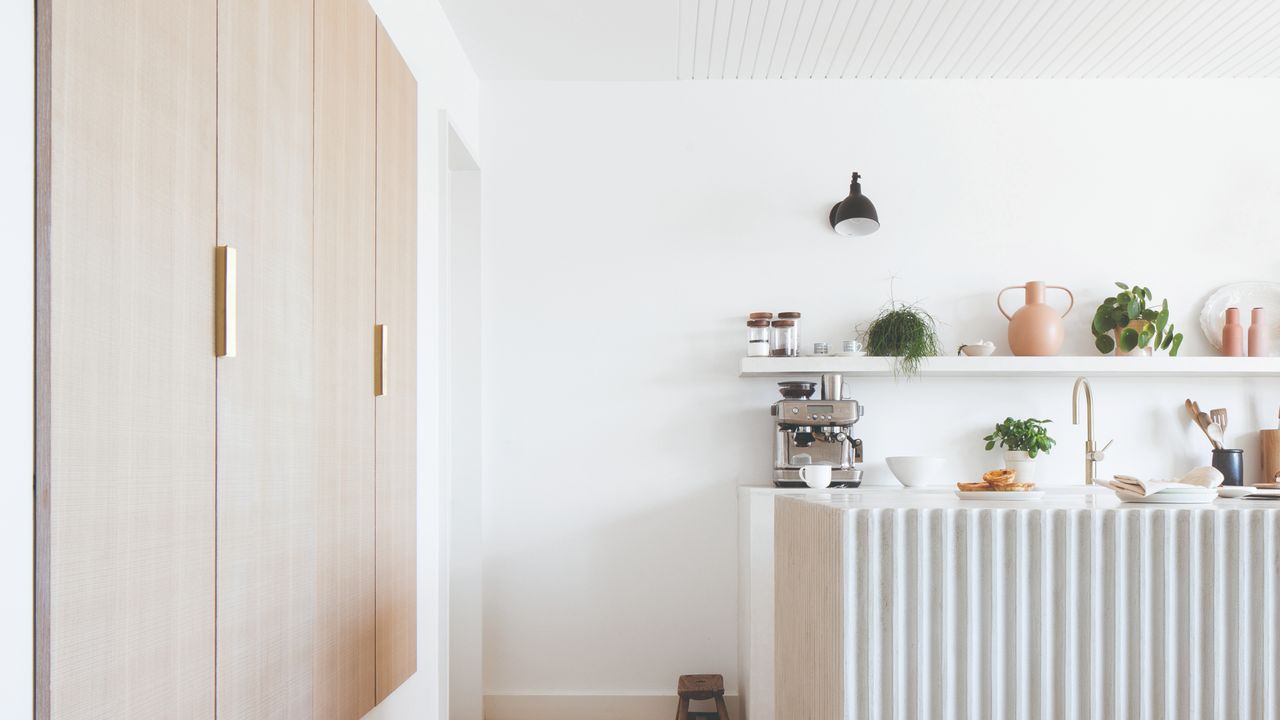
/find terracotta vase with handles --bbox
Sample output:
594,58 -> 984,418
997,281 -> 1075,356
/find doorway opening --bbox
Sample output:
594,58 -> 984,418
438,114 -> 482,720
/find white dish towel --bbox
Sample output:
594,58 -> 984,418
1102,466 -> 1224,502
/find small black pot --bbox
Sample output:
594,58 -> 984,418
1212,448 -> 1244,487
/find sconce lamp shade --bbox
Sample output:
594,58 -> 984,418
829,172 -> 880,237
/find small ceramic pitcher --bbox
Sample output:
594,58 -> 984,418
998,281 -> 1075,356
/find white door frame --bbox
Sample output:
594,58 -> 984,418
437,111 -> 482,720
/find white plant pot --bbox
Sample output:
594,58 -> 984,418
1003,450 -> 1038,484
1113,323 -> 1154,357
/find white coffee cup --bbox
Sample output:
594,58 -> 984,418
798,464 -> 833,489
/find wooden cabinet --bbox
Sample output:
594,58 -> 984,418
315,0 -> 378,716
215,0 -> 318,716
36,0 -> 218,717
36,0 -> 417,717
374,22 -> 419,702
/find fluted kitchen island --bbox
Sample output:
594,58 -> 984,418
774,490 -> 1280,720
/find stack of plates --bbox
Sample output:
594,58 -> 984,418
1121,486 -> 1217,504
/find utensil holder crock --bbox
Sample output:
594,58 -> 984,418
1212,448 -> 1244,486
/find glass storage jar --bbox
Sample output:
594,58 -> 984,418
746,319 -> 771,356
770,319 -> 797,357
778,312 -> 801,350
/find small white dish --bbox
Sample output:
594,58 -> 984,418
1231,488 -> 1280,498
886,456 -> 945,488
1217,486 -> 1255,498
955,490 -> 1045,501
957,340 -> 996,357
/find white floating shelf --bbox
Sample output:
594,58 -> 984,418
740,355 -> 1280,378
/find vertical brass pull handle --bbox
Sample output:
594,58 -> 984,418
374,324 -> 387,396
215,246 -> 237,357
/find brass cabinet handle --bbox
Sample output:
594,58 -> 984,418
215,246 -> 237,357
374,324 -> 387,396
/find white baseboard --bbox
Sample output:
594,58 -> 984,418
484,691 -> 741,720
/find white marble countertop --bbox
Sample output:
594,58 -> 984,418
755,485 -> 1280,511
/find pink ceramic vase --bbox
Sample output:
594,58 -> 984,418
1249,307 -> 1269,357
1222,307 -> 1245,357
997,281 -> 1075,356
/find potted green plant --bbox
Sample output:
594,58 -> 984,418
859,301 -> 941,377
1091,282 -> 1184,356
983,417 -> 1055,484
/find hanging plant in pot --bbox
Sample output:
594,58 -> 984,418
1091,282 -> 1184,356
983,417 -> 1055,484
859,301 -> 941,377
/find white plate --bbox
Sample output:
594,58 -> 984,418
1122,489 -> 1217,504
1199,281 -> 1280,355
955,490 -> 1045,501
1222,487 -> 1280,498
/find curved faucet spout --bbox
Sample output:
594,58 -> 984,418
1072,376 -> 1108,485
1072,376 -> 1093,439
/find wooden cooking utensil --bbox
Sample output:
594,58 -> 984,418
1202,413 -> 1224,449
1186,399 -> 1220,449
1192,400 -> 1223,450
1210,408 -> 1228,435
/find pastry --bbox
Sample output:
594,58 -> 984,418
982,468 -> 1017,487
958,470 -> 1036,492
992,481 -> 1036,492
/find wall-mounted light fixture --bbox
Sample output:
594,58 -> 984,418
829,172 -> 879,237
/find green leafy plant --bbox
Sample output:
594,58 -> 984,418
984,417 -> 1056,458
1090,282 -> 1183,356
860,302 -> 941,377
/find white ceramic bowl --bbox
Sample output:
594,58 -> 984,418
886,456 -> 946,488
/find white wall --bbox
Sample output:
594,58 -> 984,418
6,2 -> 478,717
1,2 -> 34,717
480,80 -> 1280,706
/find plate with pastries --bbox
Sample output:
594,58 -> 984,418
955,468 -> 1044,501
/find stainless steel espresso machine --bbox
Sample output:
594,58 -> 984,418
772,374 -> 864,487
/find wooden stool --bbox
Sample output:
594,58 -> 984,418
676,674 -> 731,720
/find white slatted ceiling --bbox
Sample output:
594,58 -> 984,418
677,0 -> 1280,79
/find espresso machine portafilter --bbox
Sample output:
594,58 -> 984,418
771,374 -> 864,487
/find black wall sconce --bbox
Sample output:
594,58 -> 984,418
829,172 -> 879,237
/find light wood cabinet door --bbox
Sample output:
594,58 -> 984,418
314,0 -> 377,716
36,1 -> 218,718
215,0 -> 316,716
374,21 -> 419,703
